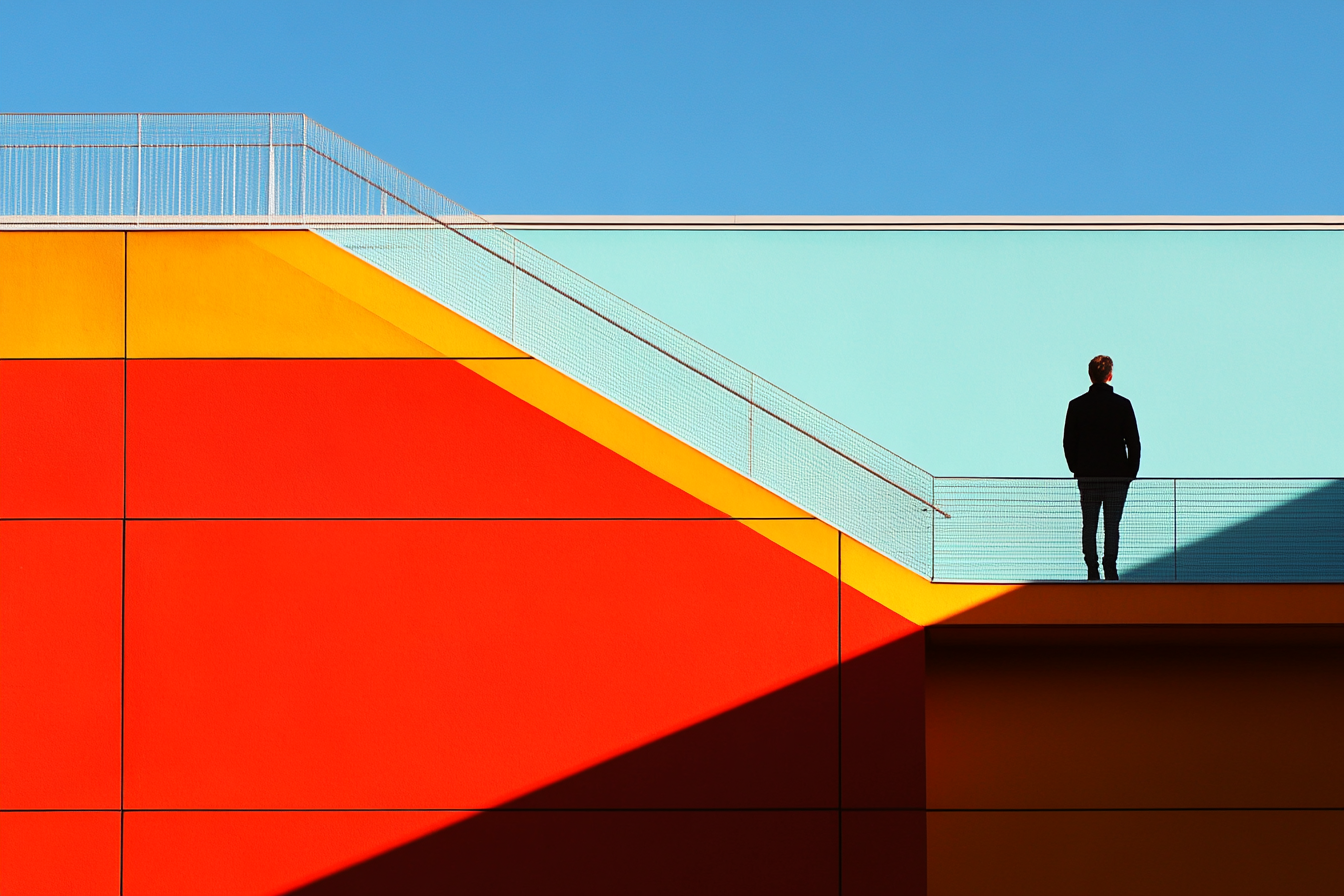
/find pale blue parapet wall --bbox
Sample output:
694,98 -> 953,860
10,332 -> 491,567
2,113 -> 1339,582
510,228 -> 1344,480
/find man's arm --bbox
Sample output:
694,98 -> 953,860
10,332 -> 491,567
1063,401 -> 1078,474
1125,401 -> 1141,478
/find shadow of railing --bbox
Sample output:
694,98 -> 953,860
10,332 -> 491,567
1130,479 -> 1344,583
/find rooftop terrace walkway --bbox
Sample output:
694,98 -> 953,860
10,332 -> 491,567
3,112 -> 1339,583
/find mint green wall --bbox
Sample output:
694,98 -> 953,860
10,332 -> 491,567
513,229 -> 1343,477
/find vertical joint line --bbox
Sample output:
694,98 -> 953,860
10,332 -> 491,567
836,530 -> 843,891
119,230 -> 128,896
267,113 -> 276,220
300,115 -> 308,223
931,478 -> 937,582
509,237 -> 518,344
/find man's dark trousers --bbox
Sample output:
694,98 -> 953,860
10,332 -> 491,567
1078,478 -> 1129,580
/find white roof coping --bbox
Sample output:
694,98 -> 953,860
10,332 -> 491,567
482,214 -> 1344,231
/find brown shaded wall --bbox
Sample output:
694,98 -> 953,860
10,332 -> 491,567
926,624 -> 1344,894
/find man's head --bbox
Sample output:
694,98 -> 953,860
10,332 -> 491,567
1089,355 -> 1114,385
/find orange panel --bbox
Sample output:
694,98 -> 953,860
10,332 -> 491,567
0,231 -> 124,359
928,809 -> 1344,896
126,810 -> 839,896
124,811 -> 459,896
295,809 -> 840,895
0,521 -> 122,809
126,359 -> 726,519
926,630 -> 1344,810
0,811 -> 120,896
461,357 -> 810,522
124,519 -> 838,810
0,360 -> 123,518
239,231 -> 526,359
126,231 -> 443,359
841,585 -> 924,810
507,657 -> 839,810
842,583 -> 921,662
840,810 -> 925,896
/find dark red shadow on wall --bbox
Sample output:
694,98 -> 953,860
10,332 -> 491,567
287,633 -> 925,896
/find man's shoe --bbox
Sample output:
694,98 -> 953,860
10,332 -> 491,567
1104,567 -> 1119,581
1087,567 -> 1101,581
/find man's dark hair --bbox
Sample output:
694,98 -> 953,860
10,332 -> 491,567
1089,355 -> 1113,385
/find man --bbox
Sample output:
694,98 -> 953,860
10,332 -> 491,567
1063,355 -> 1141,581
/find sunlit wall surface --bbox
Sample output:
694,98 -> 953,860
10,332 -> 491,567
512,227 -> 1344,479
2,227 -> 1341,896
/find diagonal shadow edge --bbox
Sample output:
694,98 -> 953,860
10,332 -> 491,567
1129,479 -> 1344,582
283,631 -> 926,896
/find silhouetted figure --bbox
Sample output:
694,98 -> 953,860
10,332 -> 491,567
1063,355 -> 1141,580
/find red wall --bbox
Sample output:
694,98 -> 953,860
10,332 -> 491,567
1,356 -> 925,895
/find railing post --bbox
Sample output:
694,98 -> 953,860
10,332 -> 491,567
931,477 -> 937,581
747,376 -> 755,478
267,113 -> 275,220
136,114 -> 142,221
509,235 -> 517,343
1172,478 -> 1178,581
301,114 -> 307,222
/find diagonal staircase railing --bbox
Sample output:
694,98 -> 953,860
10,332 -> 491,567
0,112 -> 942,575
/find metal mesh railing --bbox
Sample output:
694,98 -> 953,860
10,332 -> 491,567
932,478 -> 1344,582
0,113 -> 459,223
330,225 -> 940,570
3,113 -> 1339,583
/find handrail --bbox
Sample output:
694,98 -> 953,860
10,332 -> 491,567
287,137 -> 941,518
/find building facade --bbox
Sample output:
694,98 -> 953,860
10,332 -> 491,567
1,115 -> 1341,894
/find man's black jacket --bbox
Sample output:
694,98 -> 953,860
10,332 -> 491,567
1063,383 -> 1141,478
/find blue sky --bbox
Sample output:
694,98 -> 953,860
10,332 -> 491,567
3,1 -> 1341,214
